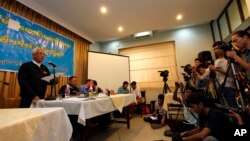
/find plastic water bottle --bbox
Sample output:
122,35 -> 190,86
65,85 -> 70,98
88,86 -> 93,97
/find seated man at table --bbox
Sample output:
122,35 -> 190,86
92,80 -> 103,93
79,79 -> 93,94
130,81 -> 143,115
117,81 -> 129,94
58,76 -> 80,96
130,81 -> 142,104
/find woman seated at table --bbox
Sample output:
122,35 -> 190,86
58,76 -> 80,96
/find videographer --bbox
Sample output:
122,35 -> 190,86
195,64 -> 210,92
227,30 -> 250,103
226,30 -> 250,79
182,64 -> 196,91
209,41 -> 237,108
193,58 -> 203,89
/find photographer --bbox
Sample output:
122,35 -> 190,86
195,64 -> 210,92
182,64 -> 196,91
193,58 -> 203,89
227,30 -> 250,102
209,41 -> 237,108
227,30 -> 250,79
164,82 -> 198,136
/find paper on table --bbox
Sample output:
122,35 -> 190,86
41,73 -> 63,82
149,116 -> 157,120
62,97 -> 91,101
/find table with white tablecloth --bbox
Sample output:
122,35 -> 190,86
0,108 -> 72,141
31,94 -> 136,128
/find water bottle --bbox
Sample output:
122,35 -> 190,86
88,86 -> 93,97
65,85 -> 70,98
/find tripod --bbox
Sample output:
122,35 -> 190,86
218,58 -> 246,109
162,77 -> 171,94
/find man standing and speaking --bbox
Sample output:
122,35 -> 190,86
18,48 -> 51,108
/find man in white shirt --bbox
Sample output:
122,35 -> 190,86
130,81 -> 142,104
209,41 -> 237,108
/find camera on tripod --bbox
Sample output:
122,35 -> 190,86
158,70 -> 169,81
158,70 -> 171,93
219,41 -> 233,52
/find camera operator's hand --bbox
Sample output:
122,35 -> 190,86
181,131 -> 190,137
208,65 -> 215,71
227,50 -> 250,72
208,64 -> 226,75
226,50 -> 237,59
229,109 -> 244,125
179,82 -> 184,87
179,82 -> 184,91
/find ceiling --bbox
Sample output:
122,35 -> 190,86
17,0 -> 229,43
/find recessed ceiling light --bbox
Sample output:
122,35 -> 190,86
176,14 -> 182,20
100,6 -> 107,14
118,26 -> 123,32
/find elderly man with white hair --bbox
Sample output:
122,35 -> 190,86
18,48 -> 51,107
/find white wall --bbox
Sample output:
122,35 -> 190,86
89,43 -> 102,52
246,0 -> 250,15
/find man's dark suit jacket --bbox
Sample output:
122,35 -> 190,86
18,61 -> 50,108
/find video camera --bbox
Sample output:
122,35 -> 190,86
159,70 -> 169,78
218,41 -> 233,52
158,70 -> 169,81
181,64 -> 192,82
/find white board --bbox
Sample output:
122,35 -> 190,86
88,51 -> 130,92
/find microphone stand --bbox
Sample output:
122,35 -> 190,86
45,65 -> 57,100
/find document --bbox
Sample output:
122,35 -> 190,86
41,73 -> 63,82
149,116 -> 157,120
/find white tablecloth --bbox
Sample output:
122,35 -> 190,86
31,94 -> 136,125
0,108 -> 72,141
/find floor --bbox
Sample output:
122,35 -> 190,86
86,114 -> 172,141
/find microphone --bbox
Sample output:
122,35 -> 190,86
48,62 -> 56,68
